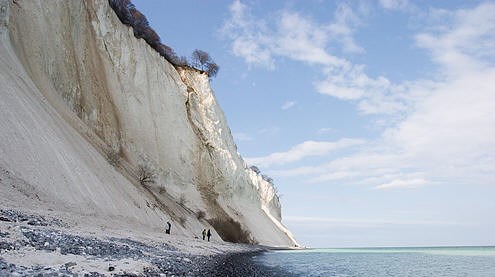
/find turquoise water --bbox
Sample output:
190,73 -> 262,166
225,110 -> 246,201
253,246 -> 495,276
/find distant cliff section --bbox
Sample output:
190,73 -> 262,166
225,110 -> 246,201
0,0 -> 297,247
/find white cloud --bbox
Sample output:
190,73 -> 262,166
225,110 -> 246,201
379,0 -> 411,11
382,3 -> 495,181
223,1 -> 363,68
374,178 -> 429,190
222,0 -> 274,68
245,138 -> 364,167
281,100 -> 296,110
273,12 -> 343,66
270,151 -> 419,188
307,171 -> 358,183
415,2 -> 495,75
327,3 -> 365,54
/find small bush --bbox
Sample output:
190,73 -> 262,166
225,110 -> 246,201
158,187 -> 166,195
108,0 -> 134,25
156,43 -> 176,61
178,216 -> 186,226
178,194 -> 186,206
196,210 -> 206,220
138,165 -> 155,185
129,9 -> 149,36
249,165 -> 260,174
261,174 -> 273,184
141,27 -> 161,48
105,149 -> 120,167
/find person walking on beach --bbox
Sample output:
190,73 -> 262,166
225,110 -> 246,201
165,221 -> 171,234
202,229 -> 206,240
207,229 -> 212,242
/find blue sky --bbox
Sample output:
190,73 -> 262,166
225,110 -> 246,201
133,0 -> 495,248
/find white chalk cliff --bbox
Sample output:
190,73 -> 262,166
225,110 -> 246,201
0,0 -> 296,246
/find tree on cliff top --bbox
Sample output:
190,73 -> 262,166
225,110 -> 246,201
191,49 -> 219,78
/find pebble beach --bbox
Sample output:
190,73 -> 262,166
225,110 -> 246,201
0,209 -> 292,276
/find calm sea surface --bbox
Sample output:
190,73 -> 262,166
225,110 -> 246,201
253,246 -> 495,276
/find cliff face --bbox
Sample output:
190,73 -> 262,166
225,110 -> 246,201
0,0 -> 296,246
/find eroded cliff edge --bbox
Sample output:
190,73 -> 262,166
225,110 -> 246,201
0,0 -> 296,246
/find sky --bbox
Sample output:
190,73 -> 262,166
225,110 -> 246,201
132,0 -> 495,248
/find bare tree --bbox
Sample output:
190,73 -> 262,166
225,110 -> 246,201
206,62 -> 219,78
191,49 -> 210,70
191,49 -> 219,78
138,165 -> 156,185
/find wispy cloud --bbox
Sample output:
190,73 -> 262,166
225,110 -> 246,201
415,2 -> 495,75
379,0 -> 411,11
281,100 -> 296,110
374,178 -> 429,190
222,0 -> 274,68
327,3 -> 365,54
245,138 -> 364,167
222,1 -> 364,67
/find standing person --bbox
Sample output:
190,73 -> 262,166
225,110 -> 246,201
207,229 -> 212,242
165,221 -> 171,234
202,229 -> 206,240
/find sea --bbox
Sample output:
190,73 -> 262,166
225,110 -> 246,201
252,246 -> 495,276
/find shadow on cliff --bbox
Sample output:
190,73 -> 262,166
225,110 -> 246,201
208,218 -> 255,244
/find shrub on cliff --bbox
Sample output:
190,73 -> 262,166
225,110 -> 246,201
108,0 -> 134,25
249,165 -> 260,174
156,44 -> 189,66
137,165 -> 156,185
261,174 -> 273,184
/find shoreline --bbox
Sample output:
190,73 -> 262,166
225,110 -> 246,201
202,250 -> 299,277
0,208 -> 294,276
